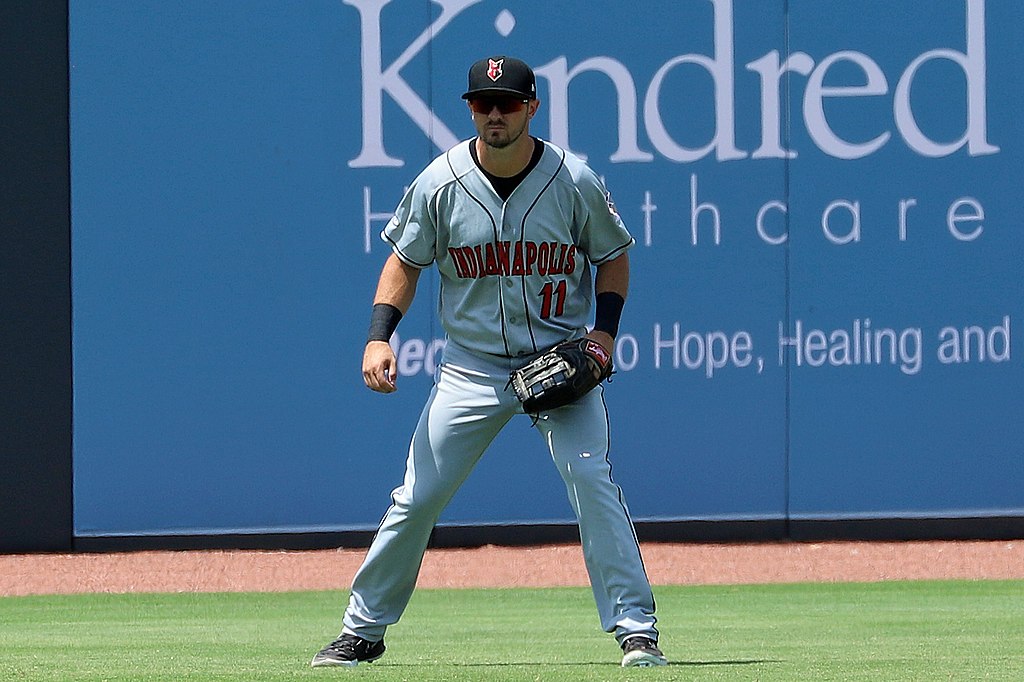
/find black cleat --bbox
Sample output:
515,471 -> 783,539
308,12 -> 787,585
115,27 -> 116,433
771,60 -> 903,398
311,633 -> 386,668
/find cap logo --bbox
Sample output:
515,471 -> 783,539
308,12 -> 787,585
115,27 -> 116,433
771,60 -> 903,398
487,58 -> 504,82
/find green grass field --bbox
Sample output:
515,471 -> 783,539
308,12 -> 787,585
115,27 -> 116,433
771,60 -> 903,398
2,581 -> 1022,681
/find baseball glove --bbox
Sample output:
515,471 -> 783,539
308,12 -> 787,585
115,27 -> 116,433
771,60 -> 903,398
510,337 -> 613,414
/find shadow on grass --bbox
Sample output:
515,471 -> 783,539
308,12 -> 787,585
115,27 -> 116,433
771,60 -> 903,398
377,659 -> 779,667
676,659 -> 781,667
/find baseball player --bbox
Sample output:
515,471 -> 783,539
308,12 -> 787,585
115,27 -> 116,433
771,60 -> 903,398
312,56 -> 666,669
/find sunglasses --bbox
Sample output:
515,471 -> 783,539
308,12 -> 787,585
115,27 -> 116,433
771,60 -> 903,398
468,96 -> 529,115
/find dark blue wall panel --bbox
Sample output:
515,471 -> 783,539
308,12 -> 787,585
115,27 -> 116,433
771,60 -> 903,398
68,0 -> 1022,537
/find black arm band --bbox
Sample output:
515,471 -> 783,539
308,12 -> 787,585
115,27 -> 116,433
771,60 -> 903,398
593,292 -> 625,337
367,303 -> 403,343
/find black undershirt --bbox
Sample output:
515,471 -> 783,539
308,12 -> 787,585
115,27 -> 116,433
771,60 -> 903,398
469,136 -> 545,201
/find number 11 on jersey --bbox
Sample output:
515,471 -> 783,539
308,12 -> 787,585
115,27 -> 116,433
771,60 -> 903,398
539,279 -> 567,319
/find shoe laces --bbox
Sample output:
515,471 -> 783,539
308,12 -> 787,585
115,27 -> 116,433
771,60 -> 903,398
325,636 -> 359,655
623,636 -> 658,653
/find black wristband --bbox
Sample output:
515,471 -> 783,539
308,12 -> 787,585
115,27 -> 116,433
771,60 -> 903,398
367,303 -> 403,343
593,291 -> 625,337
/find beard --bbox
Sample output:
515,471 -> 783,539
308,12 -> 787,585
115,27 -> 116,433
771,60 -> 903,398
480,119 -> 527,150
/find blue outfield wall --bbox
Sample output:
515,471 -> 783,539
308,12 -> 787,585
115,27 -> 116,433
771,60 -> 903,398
69,0 -> 1023,537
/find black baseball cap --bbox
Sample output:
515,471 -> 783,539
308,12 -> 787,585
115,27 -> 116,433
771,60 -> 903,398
461,56 -> 537,100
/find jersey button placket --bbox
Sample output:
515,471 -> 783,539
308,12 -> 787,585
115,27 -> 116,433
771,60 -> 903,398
498,211 -> 521,350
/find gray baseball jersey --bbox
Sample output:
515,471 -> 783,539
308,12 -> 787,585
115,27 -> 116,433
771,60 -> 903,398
382,138 -> 634,357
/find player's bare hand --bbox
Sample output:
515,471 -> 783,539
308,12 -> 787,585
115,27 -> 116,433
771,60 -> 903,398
363,340 -> 398,393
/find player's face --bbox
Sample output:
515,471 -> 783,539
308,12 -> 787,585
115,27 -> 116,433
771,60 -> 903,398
468,96 -> 537,150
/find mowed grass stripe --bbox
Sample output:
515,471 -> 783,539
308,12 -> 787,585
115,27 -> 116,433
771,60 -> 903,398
1,581 -> 1021,681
